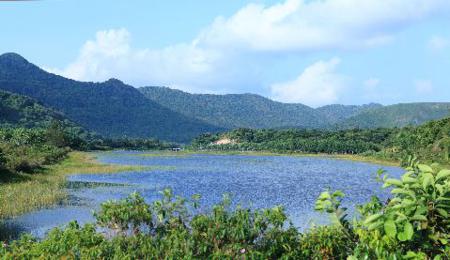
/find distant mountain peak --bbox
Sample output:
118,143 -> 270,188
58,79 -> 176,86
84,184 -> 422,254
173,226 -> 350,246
0,52 -> 30,66
104,78 -> 125,85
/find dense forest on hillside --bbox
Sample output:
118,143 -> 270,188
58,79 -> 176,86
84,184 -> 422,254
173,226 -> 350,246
141,86 -> 450,131
0,53 -> 221,142
0,90 -> 78,129
192,117 -> 450,165
341,103 -> 450,129
140,86 -> 325,129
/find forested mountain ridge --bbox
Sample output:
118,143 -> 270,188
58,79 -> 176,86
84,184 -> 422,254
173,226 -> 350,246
0,53 -> 222,142
340,103 -> 450,129
139,86 -> 325,129
316,103 -> 383,124
140,86 -> 450,130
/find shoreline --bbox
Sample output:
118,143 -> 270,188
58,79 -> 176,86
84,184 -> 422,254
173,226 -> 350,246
0,150 -> 400,222
0,152 -> 150,220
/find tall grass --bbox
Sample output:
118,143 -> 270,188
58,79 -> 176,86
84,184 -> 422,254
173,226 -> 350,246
0,152 -> 150,219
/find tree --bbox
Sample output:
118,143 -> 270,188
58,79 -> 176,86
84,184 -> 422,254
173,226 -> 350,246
0,147 -> 5,169
45,120 -> 68,148
433,126 -> 450,162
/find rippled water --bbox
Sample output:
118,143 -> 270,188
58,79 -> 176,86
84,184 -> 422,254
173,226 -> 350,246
2,151 -> 404,239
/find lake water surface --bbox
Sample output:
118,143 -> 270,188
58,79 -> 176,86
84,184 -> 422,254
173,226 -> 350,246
2,151 -> 404,239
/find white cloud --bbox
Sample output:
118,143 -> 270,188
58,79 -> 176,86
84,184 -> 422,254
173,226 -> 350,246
48,28 -> 226,93
47,0 -> 450,98
197,0 -> 449,52
428,36 -> 449,51
270,58 -> 347,107
363,78 -> 380,91
414,80 -> 433,94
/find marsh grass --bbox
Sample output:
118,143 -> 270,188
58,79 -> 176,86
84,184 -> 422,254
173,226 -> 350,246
0,152 -> 152,219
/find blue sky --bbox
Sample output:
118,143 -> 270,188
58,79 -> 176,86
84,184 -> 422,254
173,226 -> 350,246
1,0 -> 449,107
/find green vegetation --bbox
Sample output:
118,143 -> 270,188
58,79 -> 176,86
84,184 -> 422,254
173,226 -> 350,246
341,103 -> 450,129
140,86 -> 324,129
0,152 -> 151,220
0,89 -> 79,129
192,117 -> 450,165
0,53 -> 222,142
141,86 -> 450,132
0,121 -> 173,220
1,162 -> 448,259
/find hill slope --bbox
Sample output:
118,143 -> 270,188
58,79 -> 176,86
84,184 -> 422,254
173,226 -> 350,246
316,103 -> 383,125
140,86 -> 327,129
0,53 -> 222,142
342,103 -> 450,129
0,89 -> 75,128
140,86 -> 450,130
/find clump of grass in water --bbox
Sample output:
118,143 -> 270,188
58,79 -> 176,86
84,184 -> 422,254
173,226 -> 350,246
0,152 -> 153,219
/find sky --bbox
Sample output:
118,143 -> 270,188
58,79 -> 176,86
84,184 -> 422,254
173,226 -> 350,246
1,0 -> 449,107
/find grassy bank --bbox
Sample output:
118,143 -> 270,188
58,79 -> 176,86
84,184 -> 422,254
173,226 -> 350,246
0,152 -> 150,219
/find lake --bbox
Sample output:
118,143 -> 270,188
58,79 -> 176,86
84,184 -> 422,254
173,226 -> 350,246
2,151 -> 404,239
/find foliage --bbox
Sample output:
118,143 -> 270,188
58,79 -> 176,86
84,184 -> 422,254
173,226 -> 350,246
141,86 -> 450,133
192,117 -> 450,165
342,103 -> 450,129
315,162 -> 450,259
0,152 -> 150,221
2,162 -> 448,259
192,127 -> 394,155
0,127 -> 68,174
140,86 -> 326,129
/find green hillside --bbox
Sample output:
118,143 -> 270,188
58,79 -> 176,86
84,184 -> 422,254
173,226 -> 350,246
342,103 -> 450,129
0,53 -> 222,142
316,103 -> 383,124
141,86 -> 450,131
0,89 -> 74,128
140,86 -> 325,129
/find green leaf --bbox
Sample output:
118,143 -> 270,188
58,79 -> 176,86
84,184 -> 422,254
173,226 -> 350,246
436,169 -> 450,181
385,178 -> 403,187
403,222 -> 414,241
418,164 -> 433,173
367,221 -> 383,231
384,220 -> 397,238
410,215 -> 427,221
436,208 -> 448,218
422,173 -> 435,190
364,213 -> 383,225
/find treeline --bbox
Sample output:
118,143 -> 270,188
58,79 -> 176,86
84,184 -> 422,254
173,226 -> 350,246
0,120 -> 176,177
2,163 -> 448,258
192,128 -> 392,154
192,117 -> 450,164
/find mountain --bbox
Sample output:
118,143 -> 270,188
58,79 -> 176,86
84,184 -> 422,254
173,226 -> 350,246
141,86 -> 450,131
341,103 -> 450,129
0,53 -> 222,142
316,103 -> 383,125
139,86 -> 325,129
1,53 -> 449,142
0,89 -> 76,129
